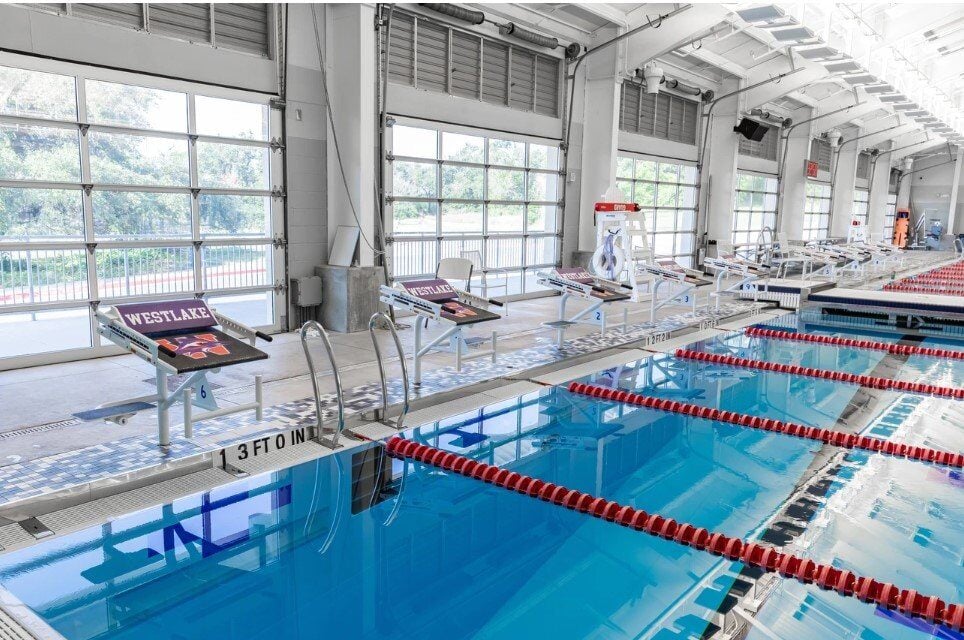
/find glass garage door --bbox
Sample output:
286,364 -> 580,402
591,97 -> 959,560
385,117 -> 562,295
0,58 -> 284,367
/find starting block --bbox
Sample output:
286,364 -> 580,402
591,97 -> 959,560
637,259 -> 711,321
90,298 -> 271,446
704,251 -> 767,310
537,267 -> 632,347
380,278 -> 502,385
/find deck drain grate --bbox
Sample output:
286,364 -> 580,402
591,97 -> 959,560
0,418 -> 80,440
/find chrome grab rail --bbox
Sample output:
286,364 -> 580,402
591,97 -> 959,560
367,312 -> 410,430
300,320 -> 345,449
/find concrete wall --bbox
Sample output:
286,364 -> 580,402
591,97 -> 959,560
908,152 -> 964,234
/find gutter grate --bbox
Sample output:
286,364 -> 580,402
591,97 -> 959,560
0,418 -> 80,441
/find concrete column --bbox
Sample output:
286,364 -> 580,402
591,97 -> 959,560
867,144 -> 892,240
575,33 -> 621,253
324,4 -> 377,266
778,107 -> 812,241
829,129 -> 859,238
896,158 -> 912,210
701,78 -> 740,250
949,147 -> 963,234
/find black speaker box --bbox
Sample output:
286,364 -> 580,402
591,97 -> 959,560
734,118 -> 769,142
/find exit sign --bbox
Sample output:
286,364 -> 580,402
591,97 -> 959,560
806,161 -> 819,177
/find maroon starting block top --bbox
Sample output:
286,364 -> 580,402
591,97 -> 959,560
555,268 -> 631,302
114,299 -> 267,373
402,279 -> 500,325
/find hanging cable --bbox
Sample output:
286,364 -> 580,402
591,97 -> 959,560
310,4 -> 385,257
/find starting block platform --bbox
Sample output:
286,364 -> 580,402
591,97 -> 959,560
90,298 -> 271,446
537,267 -> 632,347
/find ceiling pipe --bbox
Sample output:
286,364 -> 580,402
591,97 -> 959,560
418,3 -> 484,25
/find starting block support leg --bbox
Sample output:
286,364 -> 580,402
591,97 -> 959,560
157,370 -> 170,447
255,375 -> 263,421
183,388 -> 193,439
491,332 -> 498,363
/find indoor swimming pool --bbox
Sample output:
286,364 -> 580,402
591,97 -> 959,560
0,314 -> 961,640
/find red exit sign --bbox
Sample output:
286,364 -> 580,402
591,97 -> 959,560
805,160 -> 819,178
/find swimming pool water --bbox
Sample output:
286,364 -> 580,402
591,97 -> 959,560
0,314 -> 960,640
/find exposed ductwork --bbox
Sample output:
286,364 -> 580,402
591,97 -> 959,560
418,3 -> 484,25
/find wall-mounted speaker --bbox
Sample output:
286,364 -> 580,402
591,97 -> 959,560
734,118 -> 769,142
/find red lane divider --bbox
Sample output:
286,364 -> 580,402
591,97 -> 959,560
674,348 -> 964,400
745,327 -> 964,362
385,435 -> 964,632
566,382 -> 962,469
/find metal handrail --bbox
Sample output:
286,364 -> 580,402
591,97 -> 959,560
300,320 -> 345,449
368,311 -> 410,430
756,226 -> 775,266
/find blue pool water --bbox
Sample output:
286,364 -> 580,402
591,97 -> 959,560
0,314 -> 960,640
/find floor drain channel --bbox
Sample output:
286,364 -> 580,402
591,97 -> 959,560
0,418 -> 80,440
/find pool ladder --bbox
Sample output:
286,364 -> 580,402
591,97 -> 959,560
300,320 -> 346,449
363,311 -> 411,431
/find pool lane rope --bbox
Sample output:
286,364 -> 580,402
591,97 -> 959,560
674,348 -> 964,400
566,382 -> 962,469
384,436 -> 964,632
745,327 -> 964,362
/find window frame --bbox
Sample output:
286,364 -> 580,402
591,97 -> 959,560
615,151 -> 699,268
732,171 -> 779,249
0,53 -> 284,368
803,180 -> 832,242
385,115 -> 563,295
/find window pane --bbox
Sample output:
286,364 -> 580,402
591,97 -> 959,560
527,205 -> 556,233
195,95 -> 269,141
208,291 -> 273,328
528,143 -> 559,170
0,66 -> 76,120
93,191 -> 192,239
0,248 -> 88,305
0,124 -> 80,181
440,202 -> 482,233
1,188 -> 84,241
678,186 -> 697,209
486,236 -> 523,268
679,165 -> 698,184
655,209 -> 675,232
488,204 -> 523,233
86,80 -> 187,132
525,236 -> 557,266
88,132 -> 189,186
635,182 -> 655,208
202,244 -> 270,289
635,160 -> 657,181
442,132 -> 484,162
676,233 -> 694,254
653,234 -> 673,256
527,172 -> 558,202
393,125 -> 437,159
488,139 -> 525,167
656,185 -> 677,208
488,169 -> 525,201
441,165 -> 483,199
616,180 -> 633,202
0,307 -> 90,359
96,246 -> 195,297
392,161 -> 436,197
658,162 -> 680,183
616,157 -> 634,179
197,142 -> 270,190
200,194 -> 271,237
391,201 -> 437,235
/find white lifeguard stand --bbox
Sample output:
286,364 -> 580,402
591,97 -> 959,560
588,199 -> 654,303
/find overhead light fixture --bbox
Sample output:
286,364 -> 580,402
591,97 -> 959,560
844,74 -> 877,85
735,5 -> 785,23
864,84 -> 895,94
824,60 -> 861,73
905,110 -> 928,117
893,103 -> 920,110
797,46 -> 838,59
879,94 -> 908,103
769,27 -> 815,42
826,129 -> 843,147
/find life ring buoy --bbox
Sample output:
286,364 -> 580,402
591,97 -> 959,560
590,235 -> 625,278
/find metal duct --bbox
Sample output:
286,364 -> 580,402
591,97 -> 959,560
418,3 -> 484,25
499,22 -> 559,49
663,77 -> 702,97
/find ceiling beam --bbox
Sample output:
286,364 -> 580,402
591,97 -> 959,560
858,123 -> 919,150
625,5 -> 732,69
743,56 -> 829,111
576,3 -> 629,29
892,140 -> 946,162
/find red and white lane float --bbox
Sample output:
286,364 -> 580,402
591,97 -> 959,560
883,262 -> 964,297
744,327 -> 964,362
385,436 -> 964,632
673,348 -> 964,400
567,382 -> 962,469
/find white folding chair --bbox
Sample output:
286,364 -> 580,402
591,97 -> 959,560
436,257 -> 473,289
460,250 -> 509,299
